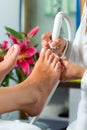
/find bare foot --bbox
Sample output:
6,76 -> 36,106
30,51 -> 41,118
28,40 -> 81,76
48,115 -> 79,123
61,57 -> 86,81
29,48 -> 62,88
19,48 -> 63,116
0,44 -> 20,83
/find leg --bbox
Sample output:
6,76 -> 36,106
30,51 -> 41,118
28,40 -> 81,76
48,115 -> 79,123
19,48 -> 63,116
0,48 -> 63,116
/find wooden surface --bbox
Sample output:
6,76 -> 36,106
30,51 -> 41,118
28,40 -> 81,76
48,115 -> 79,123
59,81 -> 80,88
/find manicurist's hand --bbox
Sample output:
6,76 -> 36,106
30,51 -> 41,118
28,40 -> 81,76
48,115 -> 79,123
41,32 -> 67,56
60,57 -> 86,81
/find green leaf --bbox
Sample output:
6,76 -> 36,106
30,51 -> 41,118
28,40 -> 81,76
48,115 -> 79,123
1,74 -> 10,86
15,67 -> 26,82
5,26 -> 23,39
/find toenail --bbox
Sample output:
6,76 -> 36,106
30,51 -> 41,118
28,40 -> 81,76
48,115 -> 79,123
13,44 -> 18,49
41,48 -> 46,52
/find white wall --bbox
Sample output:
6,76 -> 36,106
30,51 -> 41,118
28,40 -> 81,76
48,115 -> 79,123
0,0 -> 20,42
29,0 -> 76,50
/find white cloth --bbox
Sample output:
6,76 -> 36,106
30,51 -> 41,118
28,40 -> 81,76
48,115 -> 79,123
81,70 -> 87,90
65,1 -> 87,68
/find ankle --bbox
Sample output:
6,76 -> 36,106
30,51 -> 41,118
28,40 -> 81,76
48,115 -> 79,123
18,84 -> 43,116
18,81 -> 39,107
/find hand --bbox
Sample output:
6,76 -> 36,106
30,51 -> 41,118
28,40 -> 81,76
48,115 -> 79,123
60,57 -> 86,81
41,32 -> 67,56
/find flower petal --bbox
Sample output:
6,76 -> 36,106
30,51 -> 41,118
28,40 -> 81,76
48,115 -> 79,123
28,26 -> 39,37
10,34 -> 18,44
27,57 -> 34,65
23,38 -> 32,47
1,41 -> 9,50
26,47 -> 37,57
19,60 -> 30,75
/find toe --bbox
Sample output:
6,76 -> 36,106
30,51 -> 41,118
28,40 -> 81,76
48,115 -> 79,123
48,53 -> 55,64
51,56 -> 59,68
11,44 -> 20,57
4,44 -> 20,60
40,48 -> 46,60
45,49 -> 51,60
55,62 -> 62,79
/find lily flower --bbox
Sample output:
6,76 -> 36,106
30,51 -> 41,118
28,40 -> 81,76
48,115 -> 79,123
16,42 -> 37,75
1,26 -> 40,86
28,26 -> 39,38
0,41 -> 9,50
0,41 -> 9,62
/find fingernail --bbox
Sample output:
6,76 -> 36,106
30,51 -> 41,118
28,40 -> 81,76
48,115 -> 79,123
41,48 -> 45,53
43,40 -> 46,43
13,44 -> 18,49
13,44 -> 20,52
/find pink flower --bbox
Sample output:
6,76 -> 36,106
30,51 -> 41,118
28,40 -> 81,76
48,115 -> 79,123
0,41 -> 9,62
9,33 -> 38,75
16,43 -> 37,75
9,34 -> 33,47
0,26 -> 40,86
0,41 -> 9,50
9,34 -> 18,44
17,57 -> 34,75
28,26 -> 39,38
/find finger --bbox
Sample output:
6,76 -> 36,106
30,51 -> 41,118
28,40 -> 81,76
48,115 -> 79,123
49,39 -> 61,48
41,32 -> 52,41
5,46 -> 14,57
41,40 -> 47,47
12,44 -> 20,57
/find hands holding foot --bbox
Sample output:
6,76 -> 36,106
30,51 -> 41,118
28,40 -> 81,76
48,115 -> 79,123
18,47 -> 86,116
41,33 -> 86,81
0,42 -> 86,117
